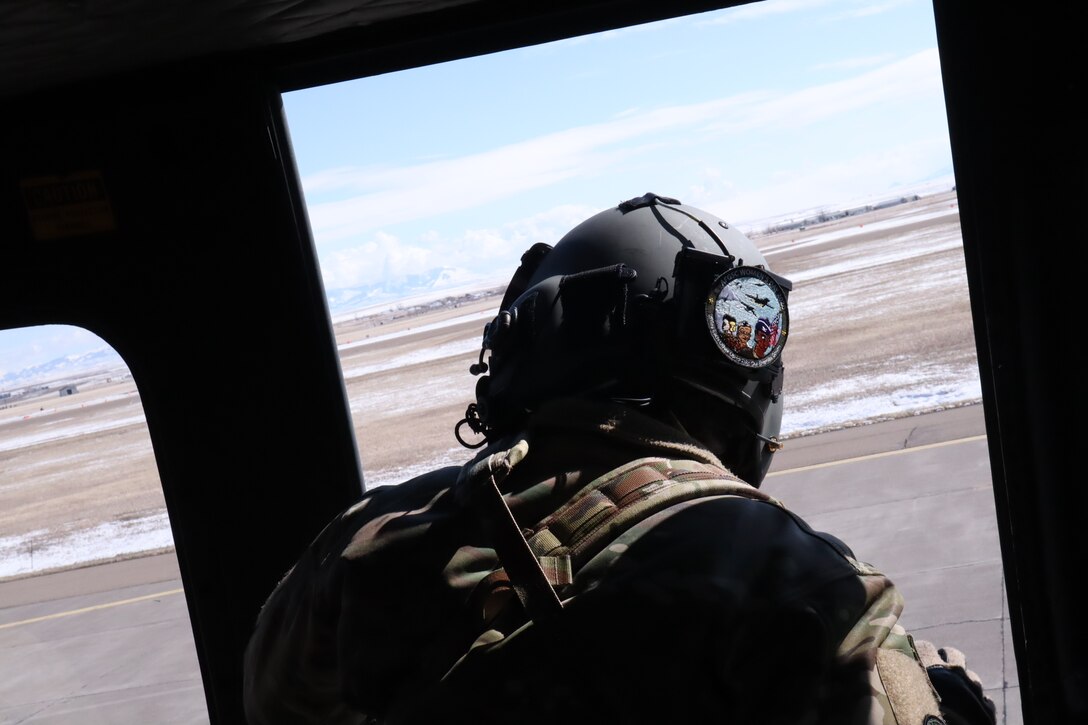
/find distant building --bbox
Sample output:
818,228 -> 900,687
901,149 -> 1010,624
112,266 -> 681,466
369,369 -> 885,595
59,384 -> 78,396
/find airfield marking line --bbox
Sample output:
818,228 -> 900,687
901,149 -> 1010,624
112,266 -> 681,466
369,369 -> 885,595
0,587 -> 184,630
767,434 -> 988,477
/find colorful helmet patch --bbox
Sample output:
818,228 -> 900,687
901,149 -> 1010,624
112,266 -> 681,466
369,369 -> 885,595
705,266 -> 788,368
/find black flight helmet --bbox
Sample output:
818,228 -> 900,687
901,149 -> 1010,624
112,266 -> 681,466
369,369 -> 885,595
458,193 -> 791,486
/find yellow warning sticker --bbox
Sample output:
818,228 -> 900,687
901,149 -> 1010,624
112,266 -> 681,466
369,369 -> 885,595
20,171 -> 117,240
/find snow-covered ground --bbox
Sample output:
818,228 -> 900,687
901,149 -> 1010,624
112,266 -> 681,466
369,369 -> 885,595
0,192 -> 979,580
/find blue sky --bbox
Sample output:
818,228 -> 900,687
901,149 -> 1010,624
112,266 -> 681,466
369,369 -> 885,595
1,0 -> 955,377
285,0 -> 954,292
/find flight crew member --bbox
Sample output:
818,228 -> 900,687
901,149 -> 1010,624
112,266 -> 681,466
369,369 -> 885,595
243,193 -> 996,725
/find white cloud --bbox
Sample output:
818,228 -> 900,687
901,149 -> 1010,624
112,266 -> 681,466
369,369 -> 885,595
302,99 -> 743,243
540,15 -> 687,47
302,49 -> 942,250
702,50 -> 942,134
835,0 -> 916,20
699,0 -> 835,25
708,137 -> 954,224
321,231 -> 430,289
699,0 -> 915,26
318,202 -> 601,289
812,53 -> 898,72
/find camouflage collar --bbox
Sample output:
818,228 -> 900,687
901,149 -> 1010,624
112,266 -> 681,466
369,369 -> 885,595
453,397 -> 730,517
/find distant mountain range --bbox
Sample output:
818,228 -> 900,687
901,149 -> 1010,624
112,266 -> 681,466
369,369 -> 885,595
1,348 -> 127,390
1,266 -> 503,388
324,265 -> 505,318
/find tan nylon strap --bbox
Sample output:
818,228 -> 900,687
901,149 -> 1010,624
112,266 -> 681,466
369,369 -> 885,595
526,458 -> 775,571
467,453 -> 772,625
464,441 -> 564,624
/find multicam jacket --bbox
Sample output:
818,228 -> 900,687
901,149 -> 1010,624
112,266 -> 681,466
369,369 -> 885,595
243,398 -> 948,725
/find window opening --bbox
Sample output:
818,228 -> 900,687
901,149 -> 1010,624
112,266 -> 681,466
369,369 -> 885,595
281,1 -> 1014,720
283,1 -> 980,485
0,324 -> 209,723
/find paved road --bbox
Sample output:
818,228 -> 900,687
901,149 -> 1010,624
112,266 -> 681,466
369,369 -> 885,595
0,404 -> 1018,724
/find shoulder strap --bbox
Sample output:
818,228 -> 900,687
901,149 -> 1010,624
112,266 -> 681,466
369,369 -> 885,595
524,457 -> 779,588
458,439 -> 565,624
462,445 -> 781,627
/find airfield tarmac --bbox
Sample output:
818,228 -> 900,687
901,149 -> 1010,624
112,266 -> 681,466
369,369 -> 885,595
0,405 -> 1017,724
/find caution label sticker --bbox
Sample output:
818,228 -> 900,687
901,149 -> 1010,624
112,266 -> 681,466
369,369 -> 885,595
20,171 -> 117,240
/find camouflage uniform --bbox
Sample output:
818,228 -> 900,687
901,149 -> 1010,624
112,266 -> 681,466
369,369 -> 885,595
243,398 -> 981,725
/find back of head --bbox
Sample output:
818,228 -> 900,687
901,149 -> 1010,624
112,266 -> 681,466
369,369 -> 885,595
458,193 -> 790,486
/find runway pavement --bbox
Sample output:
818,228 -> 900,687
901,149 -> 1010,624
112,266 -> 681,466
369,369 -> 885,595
0,404 -> 1020,724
